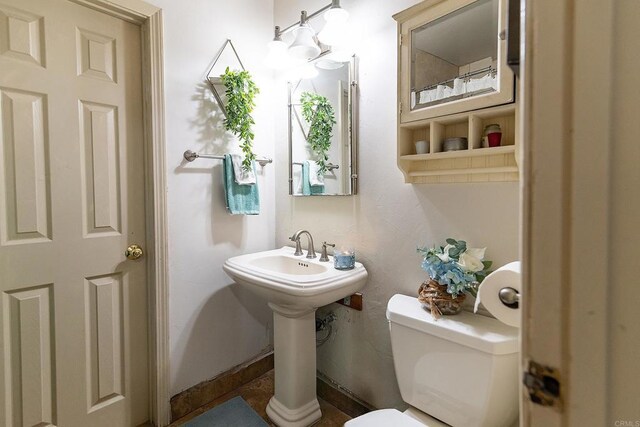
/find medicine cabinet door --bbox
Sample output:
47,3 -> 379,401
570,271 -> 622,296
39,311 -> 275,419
397,0 -> 515,123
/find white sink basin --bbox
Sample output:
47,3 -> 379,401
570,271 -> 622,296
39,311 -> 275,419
223,246 -> 368,308
248,255 -> 328,275
223,246 -> 368,427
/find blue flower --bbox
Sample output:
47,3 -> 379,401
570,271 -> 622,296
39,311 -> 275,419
418,242 -> 488,298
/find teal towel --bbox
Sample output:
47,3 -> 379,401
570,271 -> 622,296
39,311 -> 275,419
223,154 -> 259,215
302,161 -> 324,196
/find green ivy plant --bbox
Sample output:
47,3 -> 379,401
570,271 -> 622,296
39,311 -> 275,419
300,91 -> 336,175
220,67 -> 260,171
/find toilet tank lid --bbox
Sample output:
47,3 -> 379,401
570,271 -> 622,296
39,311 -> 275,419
386,294 -> 519,355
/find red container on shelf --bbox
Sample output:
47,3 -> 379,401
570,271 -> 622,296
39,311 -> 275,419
484,124 -> 502,147
487,132 -> 502,147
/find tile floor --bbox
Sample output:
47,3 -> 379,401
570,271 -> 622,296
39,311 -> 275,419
170,370 -> 352,426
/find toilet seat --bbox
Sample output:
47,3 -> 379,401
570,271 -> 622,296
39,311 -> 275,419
345,409 -> 425,427
345,408 -> 449,427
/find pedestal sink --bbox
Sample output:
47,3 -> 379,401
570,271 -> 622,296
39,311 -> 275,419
223,246 -> 368,427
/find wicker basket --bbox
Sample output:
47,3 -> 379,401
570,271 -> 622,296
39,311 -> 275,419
418,280 -> 466,319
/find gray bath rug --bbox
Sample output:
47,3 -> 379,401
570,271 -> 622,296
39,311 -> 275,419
182,396 -> 268,427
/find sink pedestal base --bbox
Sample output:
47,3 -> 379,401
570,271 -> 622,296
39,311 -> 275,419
266,303 -> 322,427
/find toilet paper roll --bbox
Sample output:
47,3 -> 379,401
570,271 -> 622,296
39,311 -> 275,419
474,261 -> 521,327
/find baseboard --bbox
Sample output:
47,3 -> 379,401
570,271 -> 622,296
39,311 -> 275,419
170,351 -> 374,422
316,372 -> 375,418
170,350 -> 274,422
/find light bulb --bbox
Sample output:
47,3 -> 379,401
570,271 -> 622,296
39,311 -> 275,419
325,7 -> 349,23
265,39 -> 290,69
288,23 -> 321,60
318,4 -> 349,46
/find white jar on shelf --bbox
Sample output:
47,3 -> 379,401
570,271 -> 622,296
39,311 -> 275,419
415,140 -> 429,154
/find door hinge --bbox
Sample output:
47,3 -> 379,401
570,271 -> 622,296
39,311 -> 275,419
399,33 -> 403,46
399,101 -> 403,115
523,360 -> 562,410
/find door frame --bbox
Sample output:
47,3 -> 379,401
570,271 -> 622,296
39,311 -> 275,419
70,1 -> 170,425
520,0 -> 612,425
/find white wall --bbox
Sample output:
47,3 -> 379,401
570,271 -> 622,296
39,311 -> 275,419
148,0 -> 276,396
274,0 -> 520,409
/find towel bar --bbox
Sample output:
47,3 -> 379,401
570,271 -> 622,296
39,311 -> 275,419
183,150 -> 273,167
292,161 -> 339,171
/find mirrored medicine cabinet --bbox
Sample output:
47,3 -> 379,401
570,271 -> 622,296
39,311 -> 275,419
397,0 -> 514,123
393,0 -> 519,184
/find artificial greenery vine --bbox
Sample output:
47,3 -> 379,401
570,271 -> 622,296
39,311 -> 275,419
300,91 -> 336,175
220,67 -> 260,171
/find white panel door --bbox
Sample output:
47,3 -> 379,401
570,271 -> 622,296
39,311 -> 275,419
522,0 -> 640,425
0,0 -> 149,426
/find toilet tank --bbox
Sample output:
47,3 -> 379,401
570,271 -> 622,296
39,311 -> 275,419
387,294 -> 519,427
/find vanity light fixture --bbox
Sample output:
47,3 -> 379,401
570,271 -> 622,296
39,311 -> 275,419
288,11 -> 321,61
324,0 -> 349,22
265,26 -> 290,70
266,0 -> 350,70
317,0 -> 349,46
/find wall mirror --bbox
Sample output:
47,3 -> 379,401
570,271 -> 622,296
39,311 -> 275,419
288,55 -> 357,196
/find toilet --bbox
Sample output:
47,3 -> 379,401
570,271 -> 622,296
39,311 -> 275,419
346,294 -> 519,427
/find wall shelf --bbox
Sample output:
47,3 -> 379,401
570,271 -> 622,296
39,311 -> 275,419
409,165 -> 518,177
397,104 -> 519,184
393,0 -> 519,184
400,144 -> 515,161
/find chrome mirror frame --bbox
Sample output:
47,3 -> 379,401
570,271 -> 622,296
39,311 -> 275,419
288,55 -> 358,196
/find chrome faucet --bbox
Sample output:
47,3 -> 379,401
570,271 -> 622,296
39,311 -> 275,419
319,242 -> 335,262
289,230 -> 316,259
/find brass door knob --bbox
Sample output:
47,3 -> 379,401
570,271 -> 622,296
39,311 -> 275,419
125,244 -> 144,260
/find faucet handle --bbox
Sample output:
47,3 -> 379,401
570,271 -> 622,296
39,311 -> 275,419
290,235 -> 303,256
319,242 -> 335,262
